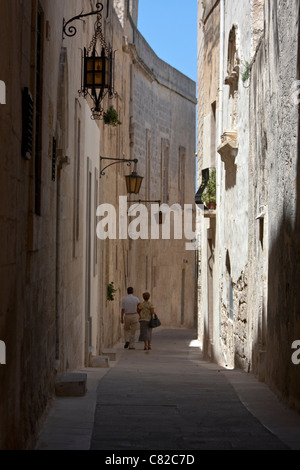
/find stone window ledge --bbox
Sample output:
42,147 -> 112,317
217,130 -> 238,165
204,210 -> 216,219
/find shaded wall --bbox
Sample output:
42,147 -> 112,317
249,0 -> 300,410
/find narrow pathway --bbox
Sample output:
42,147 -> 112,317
90,329 -> 294,450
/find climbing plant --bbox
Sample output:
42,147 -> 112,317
107,282 -> 117,301
242,61 -> 251,83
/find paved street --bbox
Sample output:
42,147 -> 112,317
37,328 -> 300,451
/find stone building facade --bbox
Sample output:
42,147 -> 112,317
0,0 -> 196,449
196,0 -> 300,411
123,30 -> 197,327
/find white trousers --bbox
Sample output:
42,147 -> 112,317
124,314 -> 139,347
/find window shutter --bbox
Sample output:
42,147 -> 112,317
22,87 -> 34,160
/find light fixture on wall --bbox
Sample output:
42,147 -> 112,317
63,2 -> 116,120
100,156 -> 143,195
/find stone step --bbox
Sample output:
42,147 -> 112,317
89,355 -> 110,368
55,372 -> 87,397
100,349 -> 117,361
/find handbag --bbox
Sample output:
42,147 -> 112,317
149,314 -> 161,328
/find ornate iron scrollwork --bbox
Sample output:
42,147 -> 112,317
100,157 -> 138,176
63,3 -> 104,39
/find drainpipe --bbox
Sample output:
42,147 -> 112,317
218,0 -> 225,146
217,0 -> 225,355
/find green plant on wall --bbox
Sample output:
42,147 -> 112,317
202,169 -> 216,205
107,282 -> 117,301
242,61 -> 250,83
103,106 -> 122,127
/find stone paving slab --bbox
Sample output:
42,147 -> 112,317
90,329 -> 293,451
36,328 -> 300,451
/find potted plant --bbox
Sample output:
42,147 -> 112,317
103,106 -> 122,127
202,169 -> 216,209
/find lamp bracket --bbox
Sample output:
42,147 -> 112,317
127,200 -> 161,205
63,2 -> 104,39
100,156 -> 138,177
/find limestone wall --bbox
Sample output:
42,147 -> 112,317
249,0 -> 300,411
0,0 -> 106,448
197,0 -> 300,412
127,31 -> 197,328
0,0 -> 197,449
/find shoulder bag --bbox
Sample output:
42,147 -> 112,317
149,314 -> 161,328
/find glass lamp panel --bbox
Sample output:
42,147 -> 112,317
135,176 -> 143,194
125,175 -> 133,194
95,58 -> 104,71
94,72 -> 103,86
86,71 -> 95,87
85,56 -> 106,88
86,57 -> 94,71
125,174 -> 143,194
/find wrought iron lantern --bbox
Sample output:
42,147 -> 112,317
63,2 -> 116,120
84,47 -> 111,91
125,171 -> 144,195
100,157 -> 143,195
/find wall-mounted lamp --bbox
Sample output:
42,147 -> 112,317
100,157 -> 143,195
63,2 -> 116,120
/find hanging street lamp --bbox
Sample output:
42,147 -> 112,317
125,171 -> 144,195
100,157 -> 143,195
63,2 -> 116,120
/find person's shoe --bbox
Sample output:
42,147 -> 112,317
124,342 -> 130,349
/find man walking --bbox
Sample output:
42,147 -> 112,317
121,287 -> 140,349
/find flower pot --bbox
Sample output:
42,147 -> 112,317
207,201 -> 216,210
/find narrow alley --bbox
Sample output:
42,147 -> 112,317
36,328 -> 300,452
1,0 -> 300,451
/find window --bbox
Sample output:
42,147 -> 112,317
22,88 -> 34,160
34,6 -> 44,215
227,26 -> 237,76
178,147 -> 186,207
73,99 -> 81,256
94,168 -> 99,275
146,129 -> 151,200
224,25 -> 239,100
161,139 -> 169,204
75,118 -> 81,240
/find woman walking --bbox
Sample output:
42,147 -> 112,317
138,292 -> 155,350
